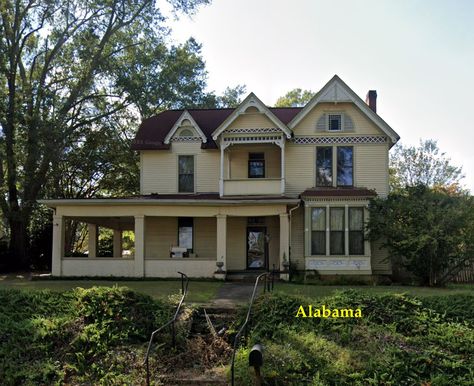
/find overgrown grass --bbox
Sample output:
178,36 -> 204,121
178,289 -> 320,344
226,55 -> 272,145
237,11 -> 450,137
233,290 -> 474,385
0,287 -> 174,385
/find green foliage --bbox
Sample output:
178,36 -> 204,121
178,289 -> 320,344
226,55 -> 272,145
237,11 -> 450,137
368,185 -> 474,286
0,286 -> 173,384
233,291 -> 474,385
422,294 -> 474,325
390,139 -> 464,191
274,88 -> 314,107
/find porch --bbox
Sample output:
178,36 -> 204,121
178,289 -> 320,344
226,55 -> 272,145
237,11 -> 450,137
44,198 -> 297,280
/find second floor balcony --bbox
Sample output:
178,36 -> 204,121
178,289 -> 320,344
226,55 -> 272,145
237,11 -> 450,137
220,143 -> 284,196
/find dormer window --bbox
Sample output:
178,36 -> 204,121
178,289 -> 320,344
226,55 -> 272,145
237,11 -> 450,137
179,129 -> 194,137
328,114 -> 342,131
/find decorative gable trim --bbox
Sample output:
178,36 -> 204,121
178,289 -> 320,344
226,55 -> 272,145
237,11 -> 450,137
211,92 -> 292,140
164,110 -> 207,144
288,75 -> 400,144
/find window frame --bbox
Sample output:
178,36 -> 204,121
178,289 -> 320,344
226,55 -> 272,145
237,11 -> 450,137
349,207 -> 365,255
178,155 -> 195,193
336,146 -> 354,187
177,217 -> 194,253
327,113 -> 343,132
311,207 -> 326,255
329,207 -> 345,255
316,146 -> 333,187
248,152 -> 266,179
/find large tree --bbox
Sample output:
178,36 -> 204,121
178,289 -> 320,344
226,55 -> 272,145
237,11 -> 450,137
390,139 -> 464,191
0,0 -> 214,269
275,88 -> 314,107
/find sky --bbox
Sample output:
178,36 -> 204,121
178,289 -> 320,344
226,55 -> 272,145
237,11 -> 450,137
164,0 -> 474,192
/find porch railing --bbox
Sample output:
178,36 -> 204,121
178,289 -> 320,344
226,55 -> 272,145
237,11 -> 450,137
143,271 -> 189,386
230,270 -> 275,386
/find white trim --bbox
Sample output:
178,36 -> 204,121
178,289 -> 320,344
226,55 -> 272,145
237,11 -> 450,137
164,110 -> 207,144
288,75 -> 400,145
212,92 -> 292,140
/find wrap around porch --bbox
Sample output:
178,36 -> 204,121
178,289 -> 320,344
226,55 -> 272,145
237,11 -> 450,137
49,201 -> 294,280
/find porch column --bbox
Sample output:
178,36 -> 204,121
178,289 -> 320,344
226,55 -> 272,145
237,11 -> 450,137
216,214 -> 227,273
219,139 -> 224,197
87,224 -> 97,258
280,139 -> 285,195
134,215 -> 145,277
113,229 -> 122,258
52,214 -> 64,276
279,213 -> 290,281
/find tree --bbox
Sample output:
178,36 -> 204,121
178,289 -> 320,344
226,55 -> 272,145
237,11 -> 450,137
0,0 -> 211,269
368,185 -> 474,286
390,139 -> 464,191
275,88 -> 314,107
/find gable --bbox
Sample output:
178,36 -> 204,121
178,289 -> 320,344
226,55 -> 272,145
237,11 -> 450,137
212,92 -> 292,140
289,75 -> 399,144
293,102 -> 386,136
164,110 -> 207,144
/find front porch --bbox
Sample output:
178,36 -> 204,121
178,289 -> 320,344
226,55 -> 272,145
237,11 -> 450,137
45,198 -> 297,280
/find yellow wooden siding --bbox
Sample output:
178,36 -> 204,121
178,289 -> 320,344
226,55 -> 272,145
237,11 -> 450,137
266,216 -> 280,270
226,217 -> 246,270
227,112 -> 276,129
290,206 -> 305,270
226,144 -> 280,179
145,217 -> 177,259
140,142 -> 219,194
371,239 -> 392,274
145,217 -> 216,259
293,102 -> 384,136
355,144 -> 389,197
285,143 -> 315,196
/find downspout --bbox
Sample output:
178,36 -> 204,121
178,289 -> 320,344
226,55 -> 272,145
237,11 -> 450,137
288,200 -> 301,279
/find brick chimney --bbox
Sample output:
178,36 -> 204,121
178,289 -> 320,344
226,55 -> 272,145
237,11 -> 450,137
366,90 -> 377,113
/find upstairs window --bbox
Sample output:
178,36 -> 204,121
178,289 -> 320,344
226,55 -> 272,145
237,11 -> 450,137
328,114 -> 342,131
248,152 -> 265,178
316,147 -> 333,186
178,217 -> 193,252
178,155 -> 194,192
337,147 -> 353,186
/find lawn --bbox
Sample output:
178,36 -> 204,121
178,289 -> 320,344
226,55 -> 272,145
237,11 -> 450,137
275,282 -> 474,299
0,275 -> 223,303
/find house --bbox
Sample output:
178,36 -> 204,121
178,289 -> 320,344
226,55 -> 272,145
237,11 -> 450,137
40,75 -> 400,280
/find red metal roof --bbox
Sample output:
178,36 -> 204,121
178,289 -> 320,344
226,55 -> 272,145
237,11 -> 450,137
300,187 -> 377,198
131,107 -> 302,150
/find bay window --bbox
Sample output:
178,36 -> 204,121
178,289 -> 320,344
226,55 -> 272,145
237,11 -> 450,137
349,208 -> 364,255
330,208 -> 345,255
311,208 -> 326,255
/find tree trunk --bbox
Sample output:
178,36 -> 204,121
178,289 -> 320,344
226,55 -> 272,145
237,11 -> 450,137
8,216 -> 30,271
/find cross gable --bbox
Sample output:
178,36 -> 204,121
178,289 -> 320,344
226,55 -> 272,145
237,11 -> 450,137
164,110 -> 207,144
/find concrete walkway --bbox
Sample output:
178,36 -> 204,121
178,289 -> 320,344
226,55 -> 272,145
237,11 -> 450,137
212,282 -> 262,307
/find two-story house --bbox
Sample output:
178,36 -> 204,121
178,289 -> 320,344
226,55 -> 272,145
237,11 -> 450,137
41,75 -> 400,280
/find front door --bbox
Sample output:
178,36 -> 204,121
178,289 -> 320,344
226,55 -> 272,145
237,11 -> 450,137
246,227 -> 267,270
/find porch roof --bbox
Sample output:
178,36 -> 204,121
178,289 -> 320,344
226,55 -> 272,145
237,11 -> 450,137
39,193 -> 300,208
300,187 -> 377,198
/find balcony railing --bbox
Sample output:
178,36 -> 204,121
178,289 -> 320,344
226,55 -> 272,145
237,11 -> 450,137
223,178 -> 283,196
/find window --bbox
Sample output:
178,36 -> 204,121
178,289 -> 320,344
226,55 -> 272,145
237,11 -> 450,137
330,208 -> 345,255
349,208 -> 364,255
328,114 -> 342,131
179,129 -> 193,137
316,147 -> 332,186
311,208 -> 326,255
178,217 -> 193,252
178,155 -> 194,192
337,147 -> 353,186
248,152 -> 265,178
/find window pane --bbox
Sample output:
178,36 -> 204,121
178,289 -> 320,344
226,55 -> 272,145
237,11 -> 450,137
330,232 -> 345,255
311,231 -> 326,255
328,114 -> 341,131
316,147 -> 332,186
311,208 -> 326,231
249,160 -> 265,178
330,208 -> 344,231
337,147 -> 353,186
349,208 -> 363,231
179,156 -> 194,192
349,232 -> 364,255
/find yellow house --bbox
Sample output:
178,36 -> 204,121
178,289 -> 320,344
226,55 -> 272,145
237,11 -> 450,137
40,75 -> 399,280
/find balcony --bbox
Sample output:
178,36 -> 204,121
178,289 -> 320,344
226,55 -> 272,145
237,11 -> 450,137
223,178 -> 283,196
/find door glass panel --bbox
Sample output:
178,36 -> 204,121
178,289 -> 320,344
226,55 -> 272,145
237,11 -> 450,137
247,229 -> 265,269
